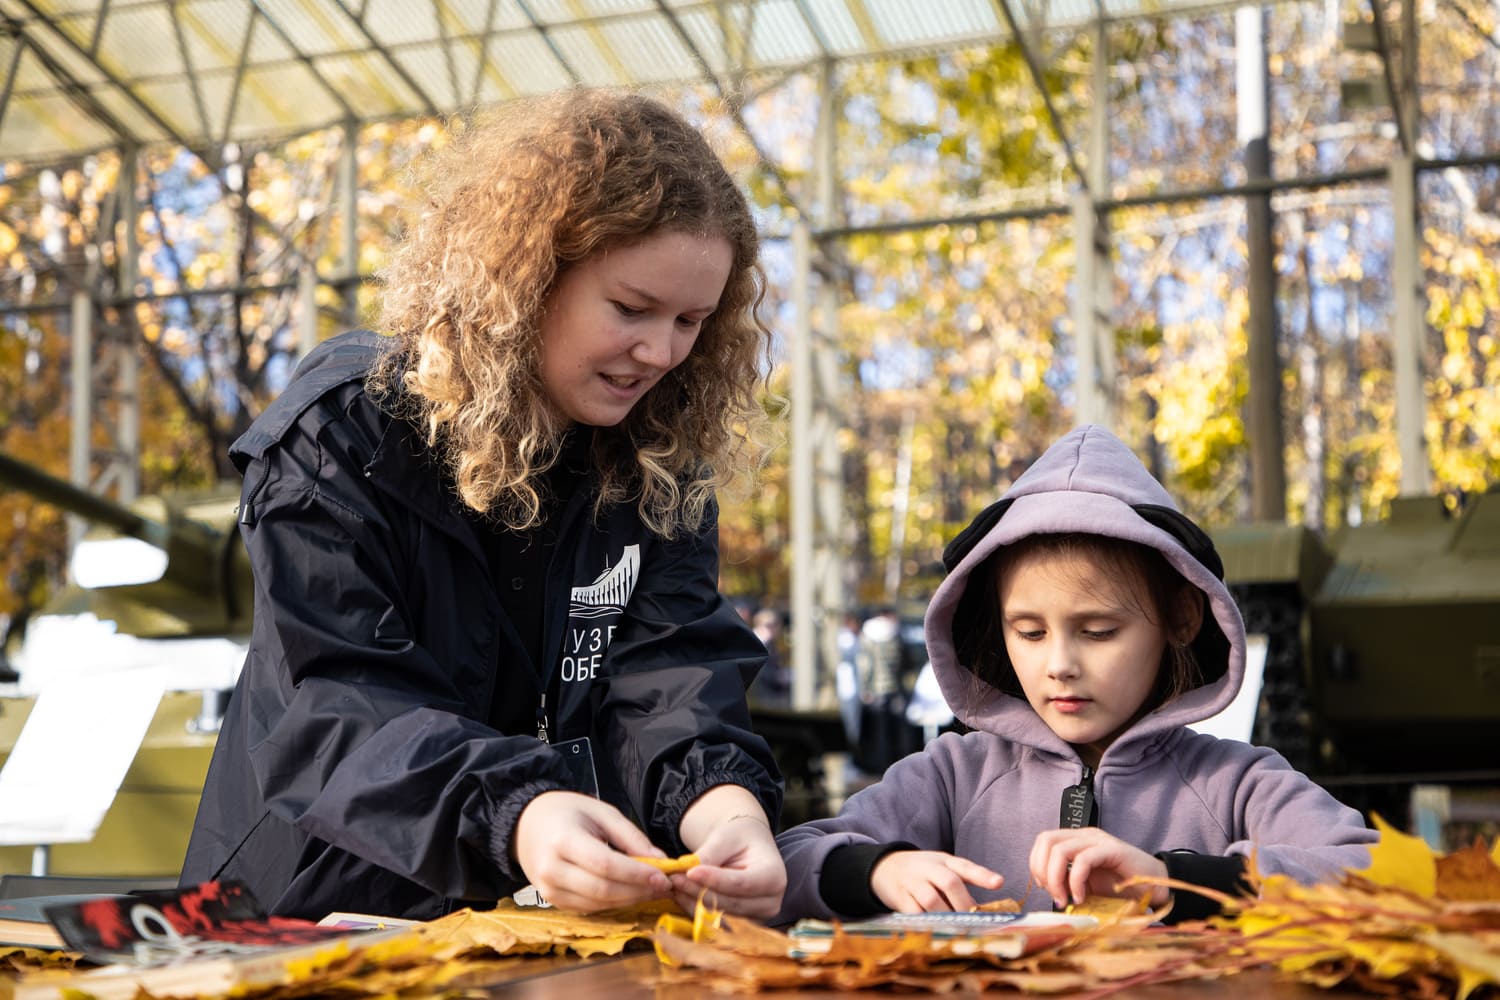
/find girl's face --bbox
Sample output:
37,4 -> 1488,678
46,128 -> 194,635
538,230 -> 733,427
998,549 -> 1168,768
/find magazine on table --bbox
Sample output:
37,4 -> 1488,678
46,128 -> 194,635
0,892 -> 129,949
13,880 -> 411,1000
788,909 -> 1099,957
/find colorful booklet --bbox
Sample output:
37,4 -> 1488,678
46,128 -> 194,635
0,893 -> 139,949
788,910 -> 1098,957
13,881 -> 411,1000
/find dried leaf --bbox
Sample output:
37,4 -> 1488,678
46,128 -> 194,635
649,828 -> 1500,996
1357,813 -> 1438,897
973,898 -> 1023,913
1420,931 -> 1500,1000
418,900 -> 658,959
631,853 -> 699,874
1437,842 -> 1500,902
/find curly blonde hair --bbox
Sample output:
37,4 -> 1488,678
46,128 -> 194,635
372,89 -> 771,538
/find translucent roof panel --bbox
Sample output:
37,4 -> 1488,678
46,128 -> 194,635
2,0 -> 1275,164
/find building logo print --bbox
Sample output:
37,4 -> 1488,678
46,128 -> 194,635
569,545 -> 640,618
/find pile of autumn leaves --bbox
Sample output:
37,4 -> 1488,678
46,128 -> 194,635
653,816 -> 1500,997
2,819 -> 1496,998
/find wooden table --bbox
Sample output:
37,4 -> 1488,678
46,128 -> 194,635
481,952 -> 1382,998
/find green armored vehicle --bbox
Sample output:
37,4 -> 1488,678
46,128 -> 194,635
1215,488 -> 1500,817
0,452 -> 251,880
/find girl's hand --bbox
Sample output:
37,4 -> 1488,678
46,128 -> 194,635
1028,827 -> 1169,909
513,790 -> 671,912
870,851 -> 1005,913
672,785 -> 787,918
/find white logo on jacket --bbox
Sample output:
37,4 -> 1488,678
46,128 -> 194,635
562,545 -> 639,683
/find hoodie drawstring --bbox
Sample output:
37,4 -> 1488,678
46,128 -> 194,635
1060,765 -> 1097,828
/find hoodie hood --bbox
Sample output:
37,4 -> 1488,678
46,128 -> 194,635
924,424 -> 1245,764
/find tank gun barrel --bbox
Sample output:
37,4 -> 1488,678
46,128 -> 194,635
0,450 -> 171,549
1,451 -> 253,637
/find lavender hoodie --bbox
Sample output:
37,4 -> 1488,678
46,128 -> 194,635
776,425 -> 1375,922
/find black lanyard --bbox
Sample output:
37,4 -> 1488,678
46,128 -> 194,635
1059,765 -> 1098,828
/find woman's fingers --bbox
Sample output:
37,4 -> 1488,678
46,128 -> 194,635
515,792 -> 673,910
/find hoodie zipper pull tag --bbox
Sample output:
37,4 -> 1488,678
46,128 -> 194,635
536,693 -> 549,744
1059,765 -> 1096,828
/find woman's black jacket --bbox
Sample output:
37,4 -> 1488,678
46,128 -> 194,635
180,330 -> 782,920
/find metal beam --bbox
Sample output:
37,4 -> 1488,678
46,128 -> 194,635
466,0 -> 518,104
790,59 -> 844,712
167,0 -> 213,142
511,0 -> 583,85
0,32 -> 23,138
1391,153 -> 1425,496
651,0 -> 810,222
1239,4 -> 1286,521
68,287 -> 92,552
15,0 -> 197,146
993,0 -> 1091,199
115,143 -> 141,502
9,0 -> 305,278
786,0 -> 834,58
1073,17 -> 1113,427
326,0 -> 441,115
246,0 -> 360,121
1366,0 -> 1409,154
87,0 -> 110,56
2,10 -> 141,145
434,0 -> 463,107
791,214 -> 815,710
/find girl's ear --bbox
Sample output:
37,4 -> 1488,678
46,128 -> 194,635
1172,587 -> 1205,647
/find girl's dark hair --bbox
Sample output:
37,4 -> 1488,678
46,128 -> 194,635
955,533 -> 1208,710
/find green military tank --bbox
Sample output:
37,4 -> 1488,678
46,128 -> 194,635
1214,487 -> 1500,821
0,451 -> 251,880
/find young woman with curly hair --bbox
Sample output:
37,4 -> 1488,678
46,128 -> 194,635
182,89 -> 787,922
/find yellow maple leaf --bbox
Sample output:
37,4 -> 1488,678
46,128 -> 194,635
1354,813 -> 1436,898
632,852 -> 699,874
419,900 -> 657,959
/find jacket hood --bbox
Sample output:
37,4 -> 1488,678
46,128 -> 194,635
924,424 -> 1245,763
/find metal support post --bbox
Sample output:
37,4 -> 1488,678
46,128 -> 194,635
1238,4 -> 1287,521
340,119 -> 361,325
68,288 -> 92,553
1072,20 -> 1114,428
1391,0 -> 1427,496
813,62 -> 846,703
790,220 -> 816,711
1072,192 -> 1103,425
790,59 -> 846,711
298,261 -> 318,361
1390,155 -> 1426,495
116,145 -> 141,502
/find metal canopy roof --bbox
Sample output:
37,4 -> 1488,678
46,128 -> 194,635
2,0 -> 1230,163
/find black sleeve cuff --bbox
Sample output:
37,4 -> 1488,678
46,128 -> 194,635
819,842 -> 918,917
1154,850 -> 1252,924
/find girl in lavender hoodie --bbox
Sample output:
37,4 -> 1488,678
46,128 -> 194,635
776,425 -> 1376,925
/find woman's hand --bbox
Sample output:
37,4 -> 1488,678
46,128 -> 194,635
513,790 -> 671,912
870,851 -> 1005,913
671,785 -> 787,918
1028,827 -> 1169,909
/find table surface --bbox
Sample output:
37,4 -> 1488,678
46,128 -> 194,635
479,951 -> 1379,999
